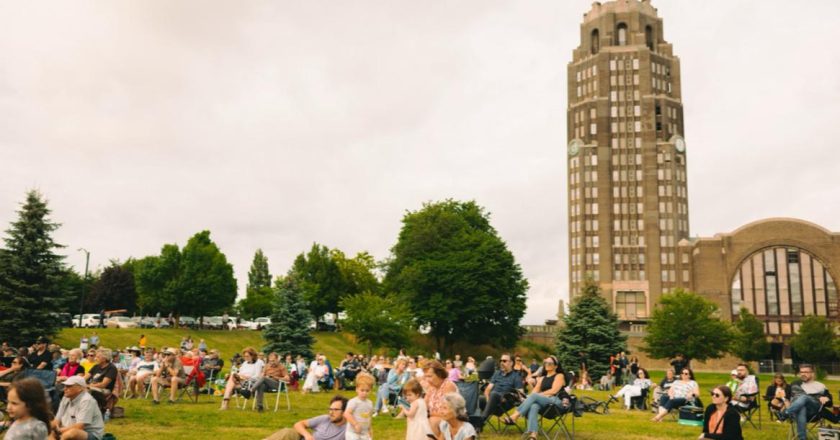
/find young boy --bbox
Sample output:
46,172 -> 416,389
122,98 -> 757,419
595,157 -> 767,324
344,372 -> 375,440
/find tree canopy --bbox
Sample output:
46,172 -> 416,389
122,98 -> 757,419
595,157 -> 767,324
555,277 -> 626,380
790,316 -> 838,365
0,191 -> 69,345
340,292 -> 412,356
641,289 -> 734,363
263,276 -> 315,359
731,307 -> 770,362
384,199 -> 528,352
87,262 -> 137,313
133,231 -> 236,317
238,249 -> 275,319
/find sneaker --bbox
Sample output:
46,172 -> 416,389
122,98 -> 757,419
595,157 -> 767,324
371,412 -> 378,418
381,406 -> 390,414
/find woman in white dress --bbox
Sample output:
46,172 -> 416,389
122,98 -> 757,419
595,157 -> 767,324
302,355 -> 328,393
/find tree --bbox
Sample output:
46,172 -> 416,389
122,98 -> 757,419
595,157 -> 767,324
642,289 -> 734,364
290,243 -> 344,320
263,277 -> 315,359
555,277 -> 626,380
790,316 -> 837,366
340,292 -> 412,355
0,191 -> 68,345
333,250 -> 380,297
238,249 -> 275,318
132,231 -> 236,318
86,262 -> 137,313
384,200 -> 528,352
731,307 -> 770,362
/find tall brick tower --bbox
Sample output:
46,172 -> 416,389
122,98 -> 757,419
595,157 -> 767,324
567,0 -> 689,329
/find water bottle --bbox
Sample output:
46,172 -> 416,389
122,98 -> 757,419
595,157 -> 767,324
104,409 -> 111,422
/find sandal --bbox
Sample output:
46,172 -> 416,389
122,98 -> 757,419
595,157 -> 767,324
502,415 -> 517,425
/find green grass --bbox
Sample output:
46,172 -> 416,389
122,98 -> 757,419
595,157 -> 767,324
48,329 -> 839,439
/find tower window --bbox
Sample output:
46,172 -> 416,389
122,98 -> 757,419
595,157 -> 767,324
645,25 -> 654,50
591,29 -> 600,55
616,23 -> 628,46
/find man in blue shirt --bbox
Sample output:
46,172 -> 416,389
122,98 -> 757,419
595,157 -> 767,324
481,353 -> 524,421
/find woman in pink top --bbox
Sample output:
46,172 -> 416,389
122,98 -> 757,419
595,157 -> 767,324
423,361 -> 459,438
445,360 -> 461,382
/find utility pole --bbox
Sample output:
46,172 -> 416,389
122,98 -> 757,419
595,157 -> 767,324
78,248 -> 90,327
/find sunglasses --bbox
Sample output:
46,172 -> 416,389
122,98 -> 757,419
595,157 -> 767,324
544,361 -> 556,366
501,359 -> 512,363
681,372 -> 690,375
711,392 -> 722,398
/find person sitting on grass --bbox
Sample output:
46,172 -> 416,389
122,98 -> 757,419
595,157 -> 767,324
220,347 -> 263,410
151,349 -> 186,405
501,356 -> 566,440
53,376 -> 105,440
699,385 -> 743,440
609,367 -> 652,410
3,378 -> 53,439
597,370 -> 614,391
436,393 -> 476,440
127,349 -> 158,399
263,395 -> 348,440
651,368 -> 700,422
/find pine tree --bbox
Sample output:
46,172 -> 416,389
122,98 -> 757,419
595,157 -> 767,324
555,277 -> 626,380
0,191 -> 68,345
263,276 -> 315,359
247,249 -> 272,290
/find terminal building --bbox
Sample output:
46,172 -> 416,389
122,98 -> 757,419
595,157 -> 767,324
564,0 -> 839,365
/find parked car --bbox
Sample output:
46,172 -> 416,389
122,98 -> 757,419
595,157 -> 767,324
203,316 -> 224,330
251,317 -> 271,330
72,314 -> 101,328
236,319 -> 253,330
138,317 -> 170,328
106,316 -> 138,329
179,316 -> 197,328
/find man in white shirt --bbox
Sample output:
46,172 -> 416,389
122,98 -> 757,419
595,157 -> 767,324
53,376 -> 105,440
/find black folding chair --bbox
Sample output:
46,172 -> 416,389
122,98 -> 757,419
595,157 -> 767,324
736,392 -> 761,430
537,393 -> 578,440
456,381 -> 484,433
481,390 -> 524,434
785,403 -> 838,440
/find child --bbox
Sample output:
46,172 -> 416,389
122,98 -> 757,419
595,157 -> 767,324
4,378 -> 52,439
402,379 -> 432,440
345,372 -> 375,440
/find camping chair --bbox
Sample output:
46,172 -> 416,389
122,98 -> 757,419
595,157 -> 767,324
736,392 -> 761,430
785,403 -> 839,440
629,387 -> 651,411
537,392 -> 578,440
481,390 -> 524,434
577,396 -> 609,415
176,365 -> 202,403
248,380 -> 290,412
456,381 -> 484,433
22,369 -> 57,404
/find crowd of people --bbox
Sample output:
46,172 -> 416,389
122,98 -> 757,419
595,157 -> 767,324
0,336 -> 837,440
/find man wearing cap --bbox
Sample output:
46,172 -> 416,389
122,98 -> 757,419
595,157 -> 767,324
54,375 -> 106,440
151,348 -> 186,404
28,337 -> 53,370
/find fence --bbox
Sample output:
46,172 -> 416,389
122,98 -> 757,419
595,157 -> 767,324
758,360 -> 840,375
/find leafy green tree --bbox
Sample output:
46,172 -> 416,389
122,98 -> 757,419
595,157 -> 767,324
731,307 -> 770,362
333,250 -> 380,297
340,292 -> 412,355
790,316 -> 837,365
87,263 -> 137,313
555,277 -> 626,380
0,191 -> 68,345
132,231 -> 236,318
384,200 -> 528,352
238,249 -> 275,318
290,243 -> 344,320
642,289 -> 734,365
263,277 -> 315,359
248,249 -> 272,289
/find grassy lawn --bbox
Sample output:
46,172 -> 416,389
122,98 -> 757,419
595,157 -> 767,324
45,329 -> 839,439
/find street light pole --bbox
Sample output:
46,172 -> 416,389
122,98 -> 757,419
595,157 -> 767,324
78,248 -> 90,327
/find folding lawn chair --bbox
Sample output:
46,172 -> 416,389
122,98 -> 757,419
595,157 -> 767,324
456,381 -> 484,433
248,380 -> 291,412
537,392 -> 578,440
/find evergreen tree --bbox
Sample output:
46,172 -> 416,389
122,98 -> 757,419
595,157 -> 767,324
555,277 -> 626,380
0,191 -> 67,345
263,276 -> 315,359
247,249 -> 272,289
731,307 -> 770,362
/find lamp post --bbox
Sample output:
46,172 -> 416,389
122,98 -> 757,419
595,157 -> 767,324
78,248 -> 90,327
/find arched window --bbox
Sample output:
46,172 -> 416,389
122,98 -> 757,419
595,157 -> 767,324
616,23 -> 628,46
645,25 -> 654,50
730,246 -> 838,335
591,29 -> 600,55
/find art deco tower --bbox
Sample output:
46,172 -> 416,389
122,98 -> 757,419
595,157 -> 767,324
567,0 -> 689,327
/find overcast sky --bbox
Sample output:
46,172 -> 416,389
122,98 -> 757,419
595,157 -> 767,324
2,1 -> 839,324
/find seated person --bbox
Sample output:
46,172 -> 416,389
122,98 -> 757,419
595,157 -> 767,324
652,368 -> 677,407
127,349 -> 158,399
480,353 -> 524,421
651,368 -> 700,422
151,349 -> 186,404
252,352 -> 289,411
764,373 -> 791,413
264,395 -> 348,440
337,352 -> 361,389
731,363 -> 758,410
777,364 -> 834,440
597,371 -> 615,391
220,347 -> 264,409
53,376 -> 105,440
27,337 -> 53,370
437,393 -> 477,440
200,349 -> 224,382
301,355 -> 329,394
85,348 -> 119,413
0,356 -> 27,401
610,368 -> 652,409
